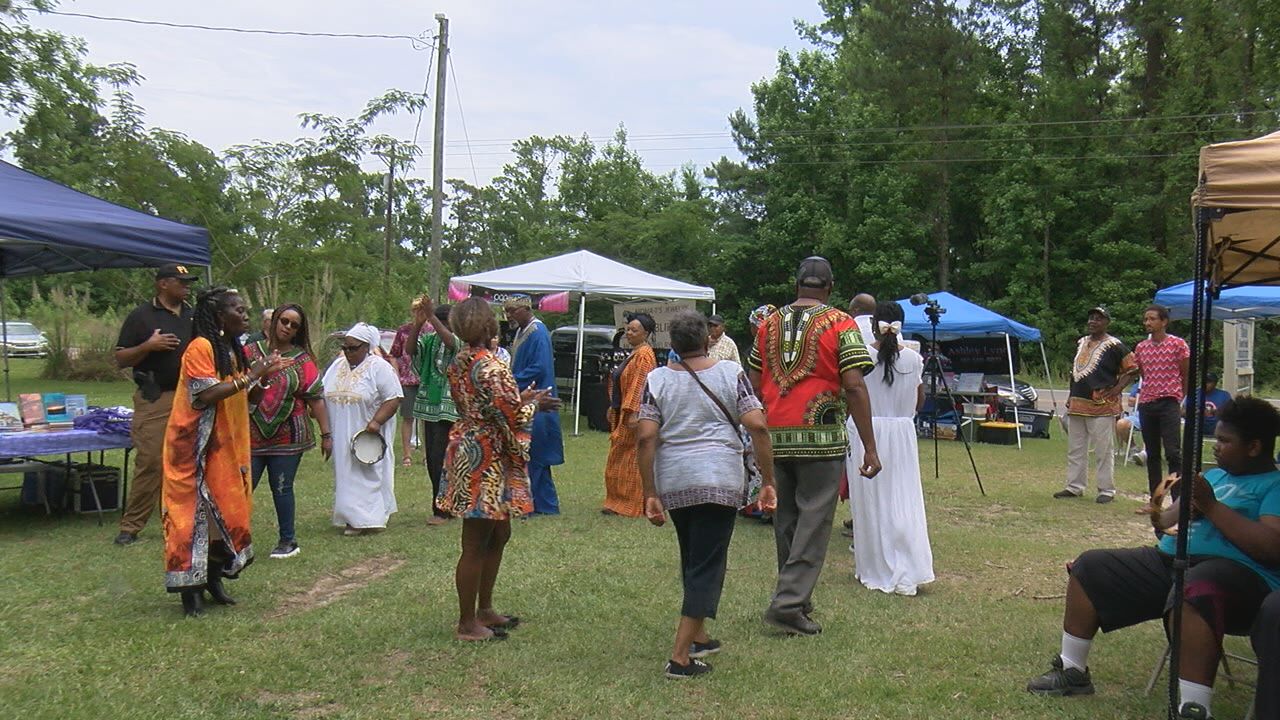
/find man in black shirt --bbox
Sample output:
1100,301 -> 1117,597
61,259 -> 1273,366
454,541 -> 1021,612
113,264 -> 197,545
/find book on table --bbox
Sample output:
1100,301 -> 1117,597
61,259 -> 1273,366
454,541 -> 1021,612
65,394 -> 88,418
0,402 -> 22,431
43,392 -> 69,422
18,393 -> 46,427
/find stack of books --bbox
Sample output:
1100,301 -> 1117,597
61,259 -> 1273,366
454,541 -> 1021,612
15,392 -> 88,431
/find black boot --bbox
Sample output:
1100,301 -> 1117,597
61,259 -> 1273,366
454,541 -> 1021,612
180,589 -> 204,617
206,566 -> 237,606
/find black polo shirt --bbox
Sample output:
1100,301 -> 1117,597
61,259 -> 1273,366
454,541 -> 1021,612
116,298 -> 194,392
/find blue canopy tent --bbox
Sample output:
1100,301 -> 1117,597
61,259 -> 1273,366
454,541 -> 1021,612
895,291 -> 1054,449
1154,280 -> 1280,319
0,160 -> 210,398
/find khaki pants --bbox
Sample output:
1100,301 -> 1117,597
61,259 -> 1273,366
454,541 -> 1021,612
119,390 -> 174,535
1064,414 -> 1116,497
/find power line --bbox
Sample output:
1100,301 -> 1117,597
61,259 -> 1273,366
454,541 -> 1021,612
448,54 -> 481,188
443,109 -> 1279,147
38,8 -> 435,48
410,45 -> 437,149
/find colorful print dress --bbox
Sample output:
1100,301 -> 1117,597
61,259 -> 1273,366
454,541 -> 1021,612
439,348 -> 536,520
245,342 -> 322,455
161,337 -> 253,591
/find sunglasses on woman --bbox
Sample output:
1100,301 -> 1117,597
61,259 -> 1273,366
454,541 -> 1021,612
341,342 -> 367,353
278,317 -> 301,330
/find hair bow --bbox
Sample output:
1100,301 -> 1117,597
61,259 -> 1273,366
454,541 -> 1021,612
878,320 -> 902,335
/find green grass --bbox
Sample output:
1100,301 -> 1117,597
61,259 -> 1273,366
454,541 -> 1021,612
0,360 -> 1258,719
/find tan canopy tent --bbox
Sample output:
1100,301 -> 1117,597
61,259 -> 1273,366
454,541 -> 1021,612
1192,129 -> 1280,286
1165,129 -> 1280,717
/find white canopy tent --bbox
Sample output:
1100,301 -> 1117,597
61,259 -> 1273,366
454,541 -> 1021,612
451,250 -> 716,434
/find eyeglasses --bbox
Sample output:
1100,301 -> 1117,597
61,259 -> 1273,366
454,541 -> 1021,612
278,317 -> 301,329
341,343 -> 366,353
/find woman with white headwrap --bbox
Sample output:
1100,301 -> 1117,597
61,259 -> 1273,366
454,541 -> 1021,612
323,323 -> 403,535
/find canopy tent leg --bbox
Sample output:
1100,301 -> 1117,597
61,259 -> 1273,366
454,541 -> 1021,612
1004,332 -> 1021,449
1168,208 -> 1215,720
1,277 -> 8,402
572,293 -> 586,437
1038,341 -> 1057,414
711,301 -> 717,317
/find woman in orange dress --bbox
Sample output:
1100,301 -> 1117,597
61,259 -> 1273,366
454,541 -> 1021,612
438,298 -> 558,642
162,287 -> 284,617
602,313 -> 657,517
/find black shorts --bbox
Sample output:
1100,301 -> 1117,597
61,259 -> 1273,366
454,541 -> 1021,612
1071,546 -> 1270,640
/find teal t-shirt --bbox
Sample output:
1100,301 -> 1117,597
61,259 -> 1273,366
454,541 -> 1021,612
1158,467 -> 1280,589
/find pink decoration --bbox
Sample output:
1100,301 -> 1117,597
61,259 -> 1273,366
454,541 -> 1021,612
538,292 -> 570,313
447,281 -> 470,301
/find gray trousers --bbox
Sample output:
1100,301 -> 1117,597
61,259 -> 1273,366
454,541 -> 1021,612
770,458 -> 844,613
1064,414 -> 1116,496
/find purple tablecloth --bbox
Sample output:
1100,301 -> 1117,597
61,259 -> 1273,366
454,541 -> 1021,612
0,429 -> 132,460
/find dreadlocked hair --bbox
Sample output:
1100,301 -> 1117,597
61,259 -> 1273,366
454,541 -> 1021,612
193,287 -> 249,379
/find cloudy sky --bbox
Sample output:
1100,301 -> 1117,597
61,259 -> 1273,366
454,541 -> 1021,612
16,1 -> 826,185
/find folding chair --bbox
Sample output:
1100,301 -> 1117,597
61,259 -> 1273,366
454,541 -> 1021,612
1144,636 -> 1257,720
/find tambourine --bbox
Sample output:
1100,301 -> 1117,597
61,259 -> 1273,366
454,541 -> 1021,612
1150,473 -> 1179,536
351,429 -> 387,465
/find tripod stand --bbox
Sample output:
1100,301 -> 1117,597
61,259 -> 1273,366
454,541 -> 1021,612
921,303 -> 985,495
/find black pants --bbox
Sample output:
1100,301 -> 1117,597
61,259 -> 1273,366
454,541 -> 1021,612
669,504 -> 738,620
1139,397 -> 1183,495
423,420 -> 453,518
1253,590 -> 1280,720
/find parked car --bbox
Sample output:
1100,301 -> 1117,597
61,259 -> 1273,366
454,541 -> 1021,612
0,322 -> 50,358
983,375 -> 1039,409
551,325 -> 621,400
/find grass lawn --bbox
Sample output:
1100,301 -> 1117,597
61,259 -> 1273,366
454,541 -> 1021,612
0,359 -> 1257,719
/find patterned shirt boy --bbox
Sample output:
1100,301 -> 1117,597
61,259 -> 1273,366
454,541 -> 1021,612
748,303 -> 873,458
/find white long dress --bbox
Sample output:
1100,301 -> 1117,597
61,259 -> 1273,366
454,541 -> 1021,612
845,346 -> 935,596
324,354 -> 403,529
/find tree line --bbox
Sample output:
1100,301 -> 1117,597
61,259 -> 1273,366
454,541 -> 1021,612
3,1 -> 1279,385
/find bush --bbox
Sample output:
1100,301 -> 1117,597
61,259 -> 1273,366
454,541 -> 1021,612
37,287 -> 128,383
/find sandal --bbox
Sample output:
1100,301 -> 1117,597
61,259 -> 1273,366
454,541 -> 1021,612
401,457 -> 413,467
485,614 -> 521,630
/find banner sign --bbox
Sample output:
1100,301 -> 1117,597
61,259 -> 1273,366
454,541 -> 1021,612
613,300 -> 695,349
447,281 -> 570,313
940,337 -> 1020,375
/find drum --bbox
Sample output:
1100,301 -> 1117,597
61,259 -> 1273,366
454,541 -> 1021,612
351,429 -> 387,465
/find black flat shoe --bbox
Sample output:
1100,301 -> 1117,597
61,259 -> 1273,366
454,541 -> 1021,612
486,615 -> 521,630
181,590 -> 204,618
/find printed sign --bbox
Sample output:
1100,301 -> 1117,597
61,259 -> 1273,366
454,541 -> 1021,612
940,337 -> 1019,375
612,300 -> 696,349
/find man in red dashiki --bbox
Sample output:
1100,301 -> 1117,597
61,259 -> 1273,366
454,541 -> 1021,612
1056,306 -> 1137,503
748,256 -> 880,636
1133,304 -> 1190,505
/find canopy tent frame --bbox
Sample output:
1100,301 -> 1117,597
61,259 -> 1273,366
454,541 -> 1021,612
451,250 -> 716,435
0,162 -> 210,400
896,292 -> 1057,450
1165,129 -> 1280,720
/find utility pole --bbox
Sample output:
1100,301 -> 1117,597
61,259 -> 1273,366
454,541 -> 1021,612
429,13 -> 449,300
383,147 -> 394,292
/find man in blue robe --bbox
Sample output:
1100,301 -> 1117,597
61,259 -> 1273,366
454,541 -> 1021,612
504,295 -> 564,515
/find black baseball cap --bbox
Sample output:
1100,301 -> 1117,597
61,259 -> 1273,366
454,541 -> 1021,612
796,256 -> 834,289
1087,305 -> 1110,319
708,313 -> 725,325
156,263 -> 198,282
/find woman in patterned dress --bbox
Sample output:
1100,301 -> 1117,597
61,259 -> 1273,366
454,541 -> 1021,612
162,288 -> 286,617
602,313 -> 657,517
438,298 -> 559,642
245,303 -> 331,560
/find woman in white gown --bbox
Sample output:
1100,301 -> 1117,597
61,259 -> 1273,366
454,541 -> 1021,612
324,323 -> 403,535
845,301 -> 934,596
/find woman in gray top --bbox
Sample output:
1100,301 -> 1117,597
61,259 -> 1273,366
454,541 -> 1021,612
637,310 -> 776,679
